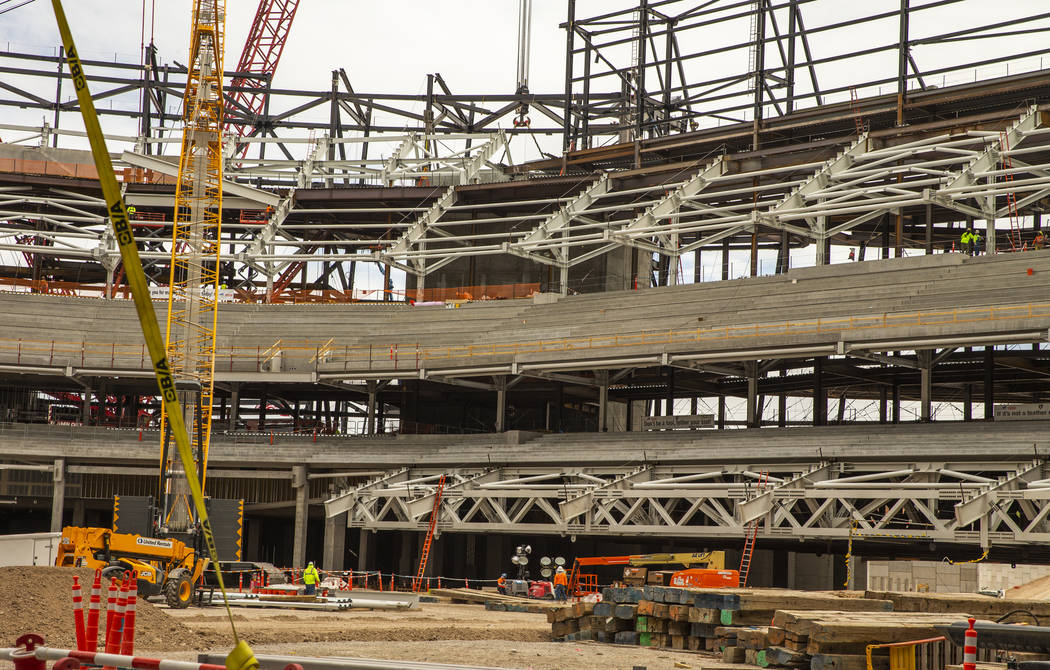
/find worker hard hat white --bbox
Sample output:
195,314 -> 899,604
556,566 -> 565,573
308,561 -> 314,566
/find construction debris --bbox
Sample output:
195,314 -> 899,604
430,588 -> 561,613
546,586 -> 1009,669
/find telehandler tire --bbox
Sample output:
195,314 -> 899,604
164,568 -> 194,609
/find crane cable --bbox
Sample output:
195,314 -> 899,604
48,3 -> 256,669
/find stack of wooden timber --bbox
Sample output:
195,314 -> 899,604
546,586 -> 1000,670
430,587 -> 561,613
864,591 -> 1050,619
769,609 -> 972,670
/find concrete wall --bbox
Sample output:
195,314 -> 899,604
867,560 -> 979,593
978,563 -> 1050,592
868,560 -> 1050,593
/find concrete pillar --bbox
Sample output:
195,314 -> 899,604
228,383 -> 240,431
398,533 -> 415,576
357,529 -> 371,572
494,376 -> 507,433
323,511 -> 347,571
665,367 -> 675,416
598,378 -> 609,432
81,386 -> 92,424
919,350 -> 933,422
465,534 -> 478,579
629,400 -> 646,431
892,373 -> 901,423
291,465 -> 308,568
984,347 -> 995,420
485,534 -> 505,580
50,458 -> 65,532
746,362 -> 759,428
366,381 -> 377,435
813,357 -> 826,427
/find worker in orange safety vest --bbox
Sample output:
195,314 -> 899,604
553,566 -> 568,601
497,573 -> 508,595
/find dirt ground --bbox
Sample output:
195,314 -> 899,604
1,568 -> 742,669
156,601 -> 744,670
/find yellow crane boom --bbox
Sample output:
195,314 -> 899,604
159,0 -> 225,533
47,0 -> 255,666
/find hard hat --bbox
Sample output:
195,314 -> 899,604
501,573 -> 507,578
308,561 -> 314,566
556,566 -> 565,573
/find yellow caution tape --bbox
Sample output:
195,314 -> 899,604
944,547 -> 990,565
49,2 -> 254,666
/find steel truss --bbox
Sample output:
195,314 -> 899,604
376,105 -> 1050,283
325,459 -> 1050,549
3,104 -> 1050,291
562,0 -> 1050,148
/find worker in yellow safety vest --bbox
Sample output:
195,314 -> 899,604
303,561 -> 320,596
960,229 -> 973,256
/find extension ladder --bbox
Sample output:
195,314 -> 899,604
849,87 -> 866,136
738,470 -> 769,587
412,474 -> 446,592
999,131 -> 1024,251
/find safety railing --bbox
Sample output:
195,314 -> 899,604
0,302 -> 1046,374
865,635 -> 946,670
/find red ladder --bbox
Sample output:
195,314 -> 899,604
849,87 -> 866,136
412,474 -> 447,593
738,471 -> 769,587
999,131 -> 1024,252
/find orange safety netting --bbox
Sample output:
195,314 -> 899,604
409,283 -> 541,302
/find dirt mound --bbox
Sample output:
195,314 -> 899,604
0,566 -> 218,651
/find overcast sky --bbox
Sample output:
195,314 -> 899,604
5,0 -> 1049,145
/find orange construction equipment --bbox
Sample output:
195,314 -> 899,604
567,551 -> 736,597
668,568 -> 740,589
413,474 -> 447,592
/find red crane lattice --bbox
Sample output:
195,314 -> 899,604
226,0 -> 301,156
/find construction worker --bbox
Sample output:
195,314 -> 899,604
302,561 -> 320,596
553,566 -> 568,602
497,573 -> 508,595
1034,231 -> 1045,250
960,229 -> 972,255
126,205 -> 136,219
972,230 -> 983,256
847,248 -> 856,261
